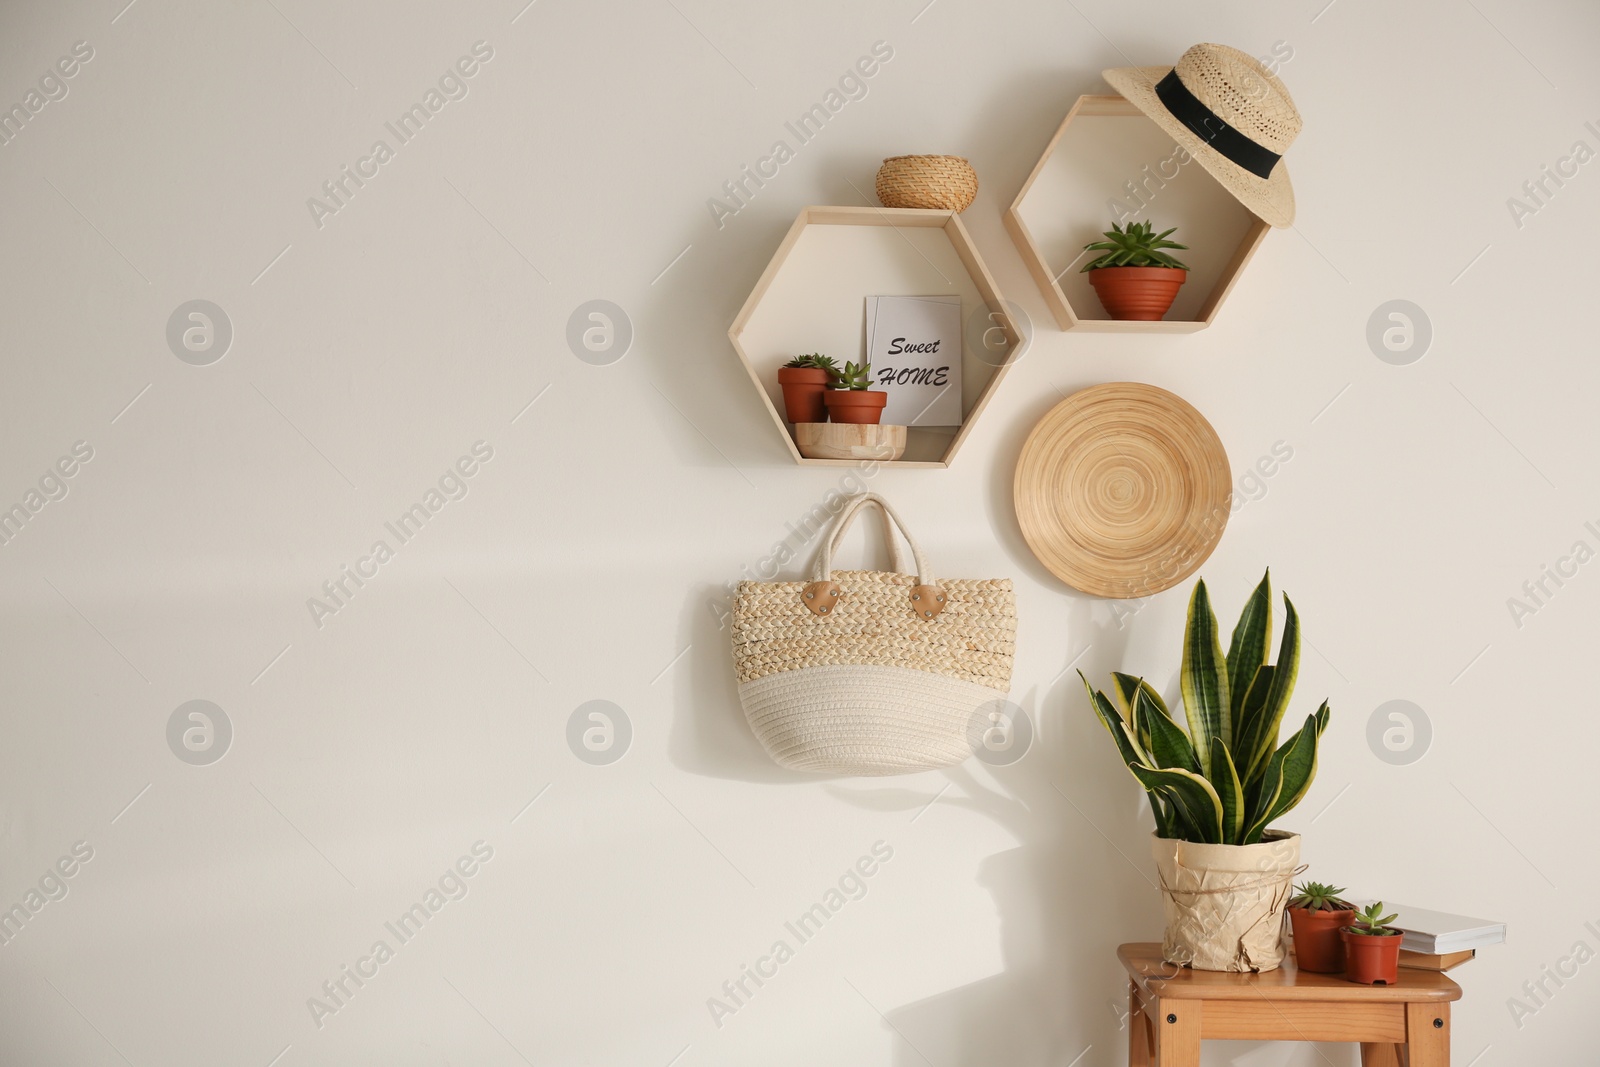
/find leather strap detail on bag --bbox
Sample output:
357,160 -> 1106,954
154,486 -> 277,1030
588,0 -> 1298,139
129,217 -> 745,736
801,580 -> 841,616
909,584 -> 946,619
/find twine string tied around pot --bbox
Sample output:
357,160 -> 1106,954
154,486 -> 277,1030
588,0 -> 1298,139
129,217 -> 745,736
1156,862 -> 1308,899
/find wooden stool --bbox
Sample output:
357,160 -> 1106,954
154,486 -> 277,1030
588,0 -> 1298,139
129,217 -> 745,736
1119,942 -> 1462,1066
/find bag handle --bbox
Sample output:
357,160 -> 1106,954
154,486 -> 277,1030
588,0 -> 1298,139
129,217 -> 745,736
823,494 -> 905,576
815,493 -> 931,582
802,494 -> 946,620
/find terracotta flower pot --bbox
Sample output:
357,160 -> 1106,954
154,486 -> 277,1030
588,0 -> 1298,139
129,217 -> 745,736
1290,907 -> 1356,974
823,390 -> 887,425
1088,266 -> 1187,321
777,367 -> 831,424
1341,927 -> 1403,985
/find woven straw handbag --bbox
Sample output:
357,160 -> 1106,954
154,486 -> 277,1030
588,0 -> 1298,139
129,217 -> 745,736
732,493 -> 1017,775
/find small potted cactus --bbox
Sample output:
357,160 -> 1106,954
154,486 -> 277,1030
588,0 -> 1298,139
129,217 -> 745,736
1080,220 -> 1190,321
777,353 -> 837,424
1341,902 -> 1405,985
1287,881 -> 1356,974
822,361 -> 887,425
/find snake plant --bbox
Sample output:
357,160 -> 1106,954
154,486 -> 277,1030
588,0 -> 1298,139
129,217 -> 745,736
1080,571 -> 1330,845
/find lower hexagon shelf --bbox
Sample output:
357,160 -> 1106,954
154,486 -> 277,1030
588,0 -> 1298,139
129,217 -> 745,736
1006,94 -> 1271,332
729,206 -> 1022,468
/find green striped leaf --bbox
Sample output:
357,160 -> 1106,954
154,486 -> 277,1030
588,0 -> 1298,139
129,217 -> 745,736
1244,595 -> 1301,782
1129,764 -> 1224,844
1111,673 -> 1154,754
1081,672 -> 1148,769
1150,792 -> 1177,838
1134,678 -> 1174,722
1138,687 -> 1200,775
1210,738 -> 1246,844
1110,672 -> 1142,717
1181,579 -> 1232,753
1243,711 -> 1321,842
1242,765 -> 1283,845
1227,571 -> 1272,721
1232,664 -> 1276,788
1243,737 -> 1289,844
1083,672 -> 1172,831
1263,713 -> 1321,826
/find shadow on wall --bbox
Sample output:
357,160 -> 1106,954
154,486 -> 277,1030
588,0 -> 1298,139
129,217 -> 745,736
889,842 -> 1087,1065
826,706 -> 1157,1067
860,759 -> 1358,1067
799,571 -> 1155,1065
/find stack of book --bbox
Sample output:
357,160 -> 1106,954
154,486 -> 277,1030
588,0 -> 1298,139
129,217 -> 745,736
1377,902 -> 1506,972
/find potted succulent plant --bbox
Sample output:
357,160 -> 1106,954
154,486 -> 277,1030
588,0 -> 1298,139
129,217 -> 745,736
1081,570 -> 1332,972
1287,881 -> 1356,974
1342,903 -> 1405,985
822,361 -> 887,425
1080,220 -> 1190,321
777,354 -> 837,424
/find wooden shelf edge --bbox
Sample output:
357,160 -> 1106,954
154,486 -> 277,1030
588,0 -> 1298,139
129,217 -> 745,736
1003,207 -> 1076,331
797,456 -> 948,469
1065,319 -> 1210,334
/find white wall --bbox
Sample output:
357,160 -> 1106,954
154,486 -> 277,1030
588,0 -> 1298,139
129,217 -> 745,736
1,0 -> 1595,1063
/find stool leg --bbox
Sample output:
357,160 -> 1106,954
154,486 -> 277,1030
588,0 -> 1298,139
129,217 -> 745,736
1128,980 -> 1150,1067
1360,1043 -> 1402,1067
1405,1002 -> 1450,1066
1152,999 -> 1201,1067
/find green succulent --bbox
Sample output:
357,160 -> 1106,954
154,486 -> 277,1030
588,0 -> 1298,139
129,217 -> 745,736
1080,220 -> 1190,271
830,360 -> 873,391
1080,570 -> 1331,845
1289,881 -> 1353,912
784,353 -> 838,372
1349,902 -> 1401,937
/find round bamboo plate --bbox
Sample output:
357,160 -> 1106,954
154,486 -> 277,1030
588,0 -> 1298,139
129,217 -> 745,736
1013,383 -> 1231,599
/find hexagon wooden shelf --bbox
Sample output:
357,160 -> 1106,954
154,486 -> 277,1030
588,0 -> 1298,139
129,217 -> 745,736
729,206 -> 1022,468
1005,94 -> 1271,333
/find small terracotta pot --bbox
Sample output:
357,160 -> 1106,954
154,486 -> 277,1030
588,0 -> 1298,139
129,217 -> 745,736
778,367 -> 831,423
823,389 -> 887,425
1088,266 -> 1187,321
1290,907 -> 1356,974
1341,928 -> 1403,985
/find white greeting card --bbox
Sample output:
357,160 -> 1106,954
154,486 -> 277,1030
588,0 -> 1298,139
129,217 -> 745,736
864,295 -> 962,427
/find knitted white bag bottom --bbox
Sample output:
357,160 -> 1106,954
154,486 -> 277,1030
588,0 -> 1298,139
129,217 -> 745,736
738,663 -> 1005,776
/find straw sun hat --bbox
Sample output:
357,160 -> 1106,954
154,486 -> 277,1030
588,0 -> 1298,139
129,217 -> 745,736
1103,43 -> 1301,227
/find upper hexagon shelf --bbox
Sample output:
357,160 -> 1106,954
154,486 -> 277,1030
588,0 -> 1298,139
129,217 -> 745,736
730,206 -> 1023,468
1005,95 -> 1271,332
